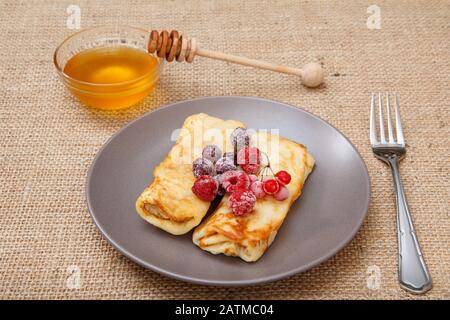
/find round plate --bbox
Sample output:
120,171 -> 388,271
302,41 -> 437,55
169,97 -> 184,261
86,96 -> 370,286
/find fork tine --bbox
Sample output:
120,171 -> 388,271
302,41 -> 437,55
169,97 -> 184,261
386,94 -> 395,143
378,93 -> 386,143
370,94 -> 378,145
394,94 -> 404,145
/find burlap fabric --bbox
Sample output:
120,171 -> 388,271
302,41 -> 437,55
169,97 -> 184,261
0,0 -> 448,299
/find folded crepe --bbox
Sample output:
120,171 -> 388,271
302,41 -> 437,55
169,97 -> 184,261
136,113 -> 245,235
193,131 -> 315,262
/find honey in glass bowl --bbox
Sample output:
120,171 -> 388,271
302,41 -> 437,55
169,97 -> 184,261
54,26 -> 163,110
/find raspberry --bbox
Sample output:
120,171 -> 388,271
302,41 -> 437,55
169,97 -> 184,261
215,156 -> 236,174
275,170 -> 291,185
228,189 -> 256,215
250,180 -> 266,199
273,185 -> 290,201
192,175 -> 218,201
192,157 -> 214,178
237,146 -> 261,174
220,170 -> 250,193
202,144 -> 222,163
263,178 -> 280,194
213,174 -> 226,195
231,127 -> 250,151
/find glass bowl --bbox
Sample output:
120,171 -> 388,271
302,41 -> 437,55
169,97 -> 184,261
53,26 -> 163,110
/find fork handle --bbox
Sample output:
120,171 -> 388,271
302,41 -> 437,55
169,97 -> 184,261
388,156 -> 432,294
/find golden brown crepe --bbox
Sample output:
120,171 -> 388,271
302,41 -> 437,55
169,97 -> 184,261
192,131 -> 315,262
136,113 -> 244,235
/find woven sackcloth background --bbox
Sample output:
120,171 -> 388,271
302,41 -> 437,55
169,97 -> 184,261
0,0 -> 448,299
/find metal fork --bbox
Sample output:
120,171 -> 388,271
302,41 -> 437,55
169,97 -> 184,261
370,93 -> 432,294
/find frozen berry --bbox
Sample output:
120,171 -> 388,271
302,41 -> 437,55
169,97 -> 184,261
248,174 -> 259,184
192,175 -> 218,201
202,144 -> 222,162
273,185 -> 290,201
215,156 -> 236,174
250,180 -> 266,199
192,157 -> 213,178
275,170 -> 291,185
220,170 -> 250,193
231,127 -> 250,151
237,146 -> 261,174
223,152 -> 235,160
263,178 -> 280,194
213,174 -> 226,195
228,189 -> 256,215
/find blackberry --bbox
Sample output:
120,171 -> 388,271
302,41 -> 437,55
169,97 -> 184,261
230,127 -> 250,151
192,157 -> 214,178
202,144 -> 222,163
215,156 -> 236,174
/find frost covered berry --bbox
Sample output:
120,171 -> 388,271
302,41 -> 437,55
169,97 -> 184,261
215,156 -> 236,174
220,170 -> 250,193
192,175 -> 218,201
250,180 -> 266,199
192,157 -> 214,178
202,144 -> 222,163
228,189 -> 256,216
223,152 -> 235,160
237,146 -> 261,174
248,174 -> 258,184
213,174 -> 226,195
273,185 -> 289,201
231,127 -> 250,151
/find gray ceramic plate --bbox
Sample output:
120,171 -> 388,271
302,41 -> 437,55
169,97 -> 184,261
86,96 -> 370,286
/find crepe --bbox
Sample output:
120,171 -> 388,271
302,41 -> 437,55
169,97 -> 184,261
136,113 -> 244,235
192,131 -> 315,262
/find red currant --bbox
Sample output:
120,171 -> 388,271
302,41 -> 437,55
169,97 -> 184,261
273,185 -> 290,201
263,178 -> 280,194
250,180 -> 266,199
275,170 -> 291,185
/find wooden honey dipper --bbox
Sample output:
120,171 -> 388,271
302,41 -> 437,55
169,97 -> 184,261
148,30 -> 324,88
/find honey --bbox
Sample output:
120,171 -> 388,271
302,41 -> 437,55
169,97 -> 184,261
63,46 -> 160,110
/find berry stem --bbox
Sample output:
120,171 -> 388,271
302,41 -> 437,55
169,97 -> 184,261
257,151 -> 276,180
260,151 -> 271,168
